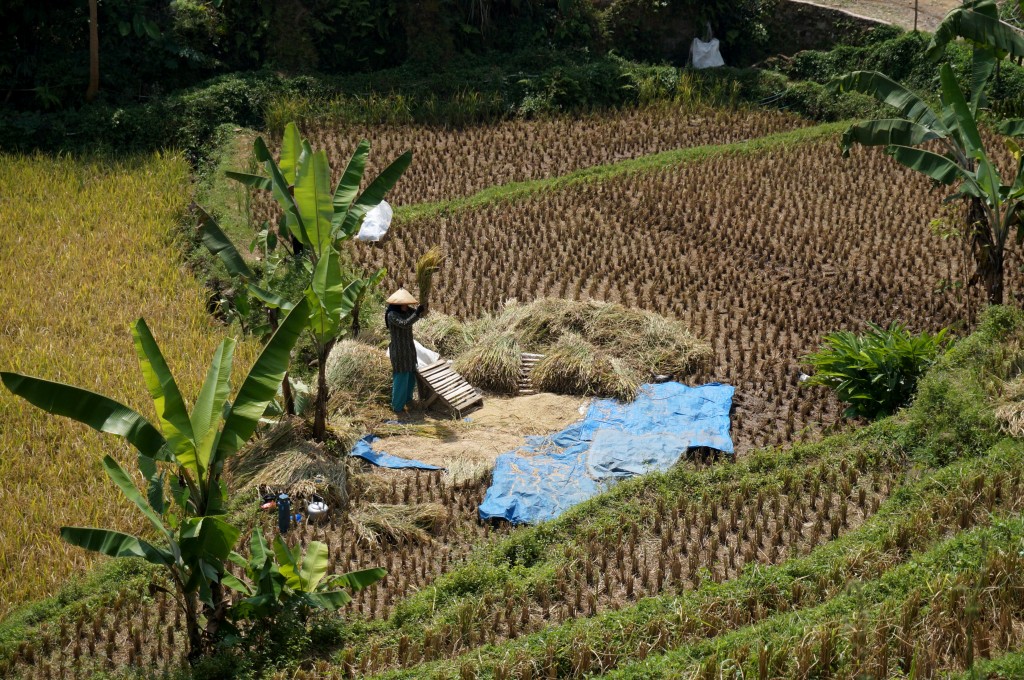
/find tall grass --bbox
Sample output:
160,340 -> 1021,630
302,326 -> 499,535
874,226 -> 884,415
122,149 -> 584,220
0,153 -> 256,618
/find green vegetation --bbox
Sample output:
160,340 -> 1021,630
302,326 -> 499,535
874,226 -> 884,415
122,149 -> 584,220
804,323 -> 950,419
199,121 -> 409,438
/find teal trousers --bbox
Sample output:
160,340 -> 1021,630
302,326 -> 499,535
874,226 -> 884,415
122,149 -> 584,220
392,371 -> 416,413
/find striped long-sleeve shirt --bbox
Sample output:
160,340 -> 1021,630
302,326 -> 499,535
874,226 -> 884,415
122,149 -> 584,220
386,307 -> 422,373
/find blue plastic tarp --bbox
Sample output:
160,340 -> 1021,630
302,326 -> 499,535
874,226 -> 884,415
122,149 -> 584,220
350,434 -> 443,470
478,382 -> 733,524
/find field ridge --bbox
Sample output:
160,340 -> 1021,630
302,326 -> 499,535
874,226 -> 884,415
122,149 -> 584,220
394,120 -> 851,221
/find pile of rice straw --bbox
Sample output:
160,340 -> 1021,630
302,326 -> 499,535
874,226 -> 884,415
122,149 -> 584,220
418,298 -> 711,401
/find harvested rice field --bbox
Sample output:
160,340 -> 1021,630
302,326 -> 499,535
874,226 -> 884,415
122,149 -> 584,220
355,136 -> 1012,453
10,57 -> 1024,680
250,105 -> 810,220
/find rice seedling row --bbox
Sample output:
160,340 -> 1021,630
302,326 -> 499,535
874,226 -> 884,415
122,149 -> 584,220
250,105 -> 809,224
354,139 -> 1013,453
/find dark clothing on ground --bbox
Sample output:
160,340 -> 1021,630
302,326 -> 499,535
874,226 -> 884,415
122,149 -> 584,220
386,305 -> 422,374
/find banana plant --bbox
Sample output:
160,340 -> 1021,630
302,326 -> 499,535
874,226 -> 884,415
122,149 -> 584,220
225,122 -> 412,258
0,301 -> 310,662
831,63 -> 1024,305
225,527 -> 385,620
928,0 -> 1024,111
201,122 -> 410,440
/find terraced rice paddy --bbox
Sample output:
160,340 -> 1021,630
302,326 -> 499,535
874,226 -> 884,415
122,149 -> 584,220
355,137 -> 1013,452
250,105 -> 809,218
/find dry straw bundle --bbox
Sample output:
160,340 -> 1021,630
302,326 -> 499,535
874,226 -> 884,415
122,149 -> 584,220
452,331 -> 522,393
325,339 -> 392,404
227,419 -> 348,507
350,502 -> 447,545
436,298 -> 709,401
416,245 -> 445,311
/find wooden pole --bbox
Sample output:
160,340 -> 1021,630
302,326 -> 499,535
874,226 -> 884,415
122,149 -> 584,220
914,0 -> 919,33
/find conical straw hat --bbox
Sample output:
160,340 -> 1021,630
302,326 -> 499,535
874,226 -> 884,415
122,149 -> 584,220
386,288 -> 418,305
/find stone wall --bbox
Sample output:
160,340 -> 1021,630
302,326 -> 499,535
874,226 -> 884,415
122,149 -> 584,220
767,0 -> 890,57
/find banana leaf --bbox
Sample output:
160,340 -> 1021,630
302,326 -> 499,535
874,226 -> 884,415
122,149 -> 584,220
336,150 -> 413,238
294,146 -> 335,255
103,454 -> 168,537
195,205 -> 255,279
0,372 -> 168,460
60,526 -> 172,565
217,298 -> 309,460
886,145 -> 965,184
840,119 -> 942,156
829,71 -> 946,135
333,140 -> 370,215
189,338 -> 236,481
928,1 -> 1024,61
131,318 -> 196,455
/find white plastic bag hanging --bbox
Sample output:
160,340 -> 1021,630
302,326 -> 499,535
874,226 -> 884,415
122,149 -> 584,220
357,200 -> 393,241
388,340 -> 441,368
690,38 -> 725,69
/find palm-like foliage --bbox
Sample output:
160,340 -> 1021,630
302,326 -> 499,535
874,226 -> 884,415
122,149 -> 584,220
831,63 -> 1024,304
0,302 -> 344,661
201,123 -> 411,439
804,322 -> 949,419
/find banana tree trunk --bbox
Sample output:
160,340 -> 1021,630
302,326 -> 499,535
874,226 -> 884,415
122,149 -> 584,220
201,580 -> 230,654
86,0 -> 99,102
967,197 -> 1005,305
312,339 -> 335,441
983,250 -> 1005,305
183,592 -> 204,664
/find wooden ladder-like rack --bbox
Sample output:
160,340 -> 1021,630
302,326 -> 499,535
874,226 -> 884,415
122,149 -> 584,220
519,353 -> 544,395
417,360 -> 484,416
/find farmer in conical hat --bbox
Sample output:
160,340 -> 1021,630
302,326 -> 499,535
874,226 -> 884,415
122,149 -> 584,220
385,287 -> 425,414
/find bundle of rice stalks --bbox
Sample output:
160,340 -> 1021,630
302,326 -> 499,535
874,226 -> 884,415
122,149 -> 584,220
417,313 -> 476,358
350,503 -> 447,546
416,245 -> 445,311
532,333 -> 642,400
325,339 -> 392,404
443,298 -> 708,400
996,375 -> 1024,438
227,419 -> 348,507
453,332 -> 522,393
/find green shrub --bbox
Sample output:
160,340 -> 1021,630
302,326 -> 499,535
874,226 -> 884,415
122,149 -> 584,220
804,322 -> 950,420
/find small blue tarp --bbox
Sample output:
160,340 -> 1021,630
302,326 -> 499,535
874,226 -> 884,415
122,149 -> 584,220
350,434 -> 443,470
478,382 -> 733,524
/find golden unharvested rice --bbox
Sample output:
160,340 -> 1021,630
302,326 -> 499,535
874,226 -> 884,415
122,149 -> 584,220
0,153 -> 256,617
